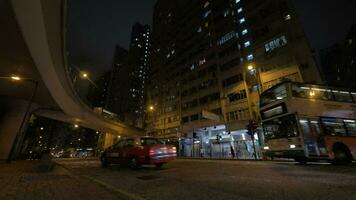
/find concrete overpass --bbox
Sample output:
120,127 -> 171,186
0,0 -> 144,160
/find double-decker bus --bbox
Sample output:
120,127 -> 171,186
260,82 -> 356,164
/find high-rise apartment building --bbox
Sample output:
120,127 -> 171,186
320,25 -> 356,89
148,0 -> 321,158
128,23 -> 151,127
87,46 -> 130,122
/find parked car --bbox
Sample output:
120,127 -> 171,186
100,136 -> 176,169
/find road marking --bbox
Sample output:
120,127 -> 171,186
82,175 -> 146,200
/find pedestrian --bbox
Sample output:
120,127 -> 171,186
230,145 -> 235,158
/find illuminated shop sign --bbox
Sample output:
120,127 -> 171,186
265,35 -> 287,52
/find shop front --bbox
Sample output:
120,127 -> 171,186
179,125 -> 262,159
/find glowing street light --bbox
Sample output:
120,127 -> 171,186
40,127 -> 44,130
11,76 -> 21,81
81,73 -> 88,78
74,124 -> 79,128
247,65 -> 254,71
149,105 -> 154,111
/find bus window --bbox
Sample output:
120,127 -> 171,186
260,84 -> 287,107
310,120 -> 321,136
299,119 -> 311,138
291,85 -> 308,98
332,91 -> 353,103
263,114 -> 299,139
322,121 -> 347,136
344,120 -> 356,136
351,93 -> 356,102
292,85 -> 333,101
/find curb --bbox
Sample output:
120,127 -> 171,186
177,157 -> 293,162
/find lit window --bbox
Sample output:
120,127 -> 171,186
244,41 -> 251,47
241,29 -> 248,35
217,31 -> 237,45
247,54 -> 254,61
204,10 -> 211,18
197,26 -> 202,33
239,18 -> 245,24
224,9 -> 230,17
204,1 -> 210,8
237,8 -> 243,13
264,35 -> 287,52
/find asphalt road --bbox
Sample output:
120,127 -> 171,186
56,159 -> 356,200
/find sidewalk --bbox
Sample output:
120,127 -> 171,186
0,161 -> 123,200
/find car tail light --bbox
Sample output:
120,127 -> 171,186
149,149 -> 155,156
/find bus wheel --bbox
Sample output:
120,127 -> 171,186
294,157 -> 307,165
332,145 -> 352,165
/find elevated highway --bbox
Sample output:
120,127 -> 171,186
0,0 -> 143,160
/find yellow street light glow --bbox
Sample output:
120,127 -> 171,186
82,73 -> 88,78
40,127 -> 44,130
11,76 -> 21,81
74,124 -> 79,128
149,106 -> 154,111
247,65 -> 254,71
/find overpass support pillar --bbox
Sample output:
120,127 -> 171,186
97,132 -> 116,151
0,99 -> 34,161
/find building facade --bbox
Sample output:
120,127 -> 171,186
148,0 -> 322,159
87,46 -> 130,122
127,23 -> 151,127
320,24 -> 356,89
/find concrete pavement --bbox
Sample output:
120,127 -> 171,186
0,161 -> 124,200
56,158 -> 356,200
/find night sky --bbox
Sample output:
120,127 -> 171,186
67,0 -> 155,77
67,0 -> 356,77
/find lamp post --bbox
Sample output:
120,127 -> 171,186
146,105 -> 155,135
247,64 -> 262,96
0,75 -> 39,162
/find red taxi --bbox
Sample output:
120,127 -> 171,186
100,136 -> 176,168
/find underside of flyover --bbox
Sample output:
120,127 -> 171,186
0,0 -> 143,160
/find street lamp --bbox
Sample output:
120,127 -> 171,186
149,105 -> 154,111
11,76 -> 21,81
74,124 -> 79,128
81,72 -> 88,79
1,75 -> 39,162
